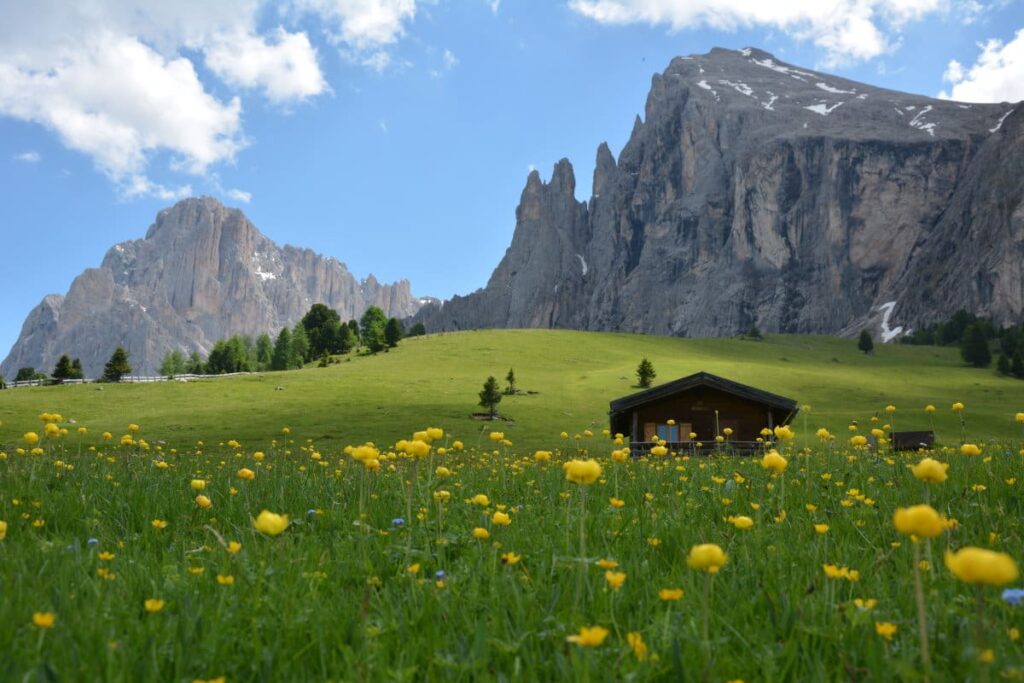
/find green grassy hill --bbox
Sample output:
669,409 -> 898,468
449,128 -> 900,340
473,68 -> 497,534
1,330 -> 1020,451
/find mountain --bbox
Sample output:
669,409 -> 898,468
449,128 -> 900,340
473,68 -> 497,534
414,47 -> 1023,340
1,197 -> 423,378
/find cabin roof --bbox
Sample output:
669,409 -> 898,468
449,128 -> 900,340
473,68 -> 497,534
609,371 -> 799,415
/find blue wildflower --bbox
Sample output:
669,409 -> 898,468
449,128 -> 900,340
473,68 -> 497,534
392,518 -> 405,527
1003,588 -> 1024,606
435,570 -> 447,581
87,537 -> 99,547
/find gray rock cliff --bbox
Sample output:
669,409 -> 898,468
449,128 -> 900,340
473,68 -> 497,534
2,197 -> 422,377
414,47 -> 1023,340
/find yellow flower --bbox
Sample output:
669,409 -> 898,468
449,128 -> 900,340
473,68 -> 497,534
407,563 -> 421,574
627,631 -> 648,661
609,497 -> 625,509
98,551 -> 116,561
190,479 -> 206,491
952,402 -> 965,411
492,511 -> 512,526
773,425 -> 795,440
650,445 -> 668,456
854,598 -> 878,610
472,527 -> 490,540
850,435 -> 867,447
566,626 -> 609,647
189,566 -> 205,575
0,520 -> 7,541
605,571 -> 626,591
533,450 -> 551,462
563,459 -> 602,485
893,505 -> 947,538
253,510 -> 289,536
1016,412 -> 1024,423
470,494 -> 490,507
435,466 -> 452,477
32,612 -> 56,629
729,515 -> 754,530
911,458 -> 948,483
687,544 -> 727,573
760,450 -> 788,474
875,621 -> 897,641
426,427 -> 444,441
151,519 -> 168,530
960,443 -> 981,457
501,552 -> 521,565
944,547 -> 1020,585
216,574 -> 235,585
433,490 -> 451,503
237,468 -> 255,480
814,524 -> 830,534
195,495 -> 212,510
1010,627 -> 1021,642
815,428 -> 831,440
144,599 -> 165,613
227,541 -> 241,554
596,558 -> 618,570
659,588 -> 684,601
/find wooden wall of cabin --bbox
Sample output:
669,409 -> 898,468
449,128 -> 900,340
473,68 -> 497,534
629,386 -> 784,442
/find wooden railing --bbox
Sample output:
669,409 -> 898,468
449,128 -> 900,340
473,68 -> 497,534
3,372 -> 255,389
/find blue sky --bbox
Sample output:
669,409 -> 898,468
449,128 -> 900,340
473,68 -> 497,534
1,0 -> 1023,365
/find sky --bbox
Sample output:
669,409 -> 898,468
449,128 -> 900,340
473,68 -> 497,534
1,0 -> 1023,363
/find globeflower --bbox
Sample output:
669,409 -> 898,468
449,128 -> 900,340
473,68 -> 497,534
0,520 -> 6,540
32,612 -> 56,629
650,445 -> 668,457
960,443 -> 981,457
659,588 -> 684,601
472,527 -> 490,540
875,621 -> 897,641
816,428 -> 831,440
850,435 -> 868,447
253,510 -> 289,536
893,505 -> 947,538
729,515 -> 754,530
24,432 -> 39,446
533,450 -> 551,462
566,626 -> 609,647
687,543 -> 727,573
760,450 -> 787,474
945,547 -> 1020,586
912,458 -> 949,483
605,571 -> 626,591
564,459 -> 602,485
190,479 -> 206,491
952,402 -> 965,411
773,425 -> 795,440
195,495 -> 212,510
144,599 -> 165,613
492,511 -> 511,526
470,494 -> 490,507
237,468 -> 255,480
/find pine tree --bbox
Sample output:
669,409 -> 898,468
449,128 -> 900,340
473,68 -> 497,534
186,352 -> 205,375
384,317 -> 403,349
858,330 -> 874,355
478,376 -> 502,419
407,322 -> 427,337
160,350 -> 186,377
505,368 -> 516,395
102,347 -> 132,382
255,334 -> 274,370
1012,351 -> 1024,379
961,323 -> 992,368
636,357 -> 656,388
997,353 -> 1012,375
271,327 -> 292,371
70,358 -> 84,380
360,306 -> 387,353
52,354 -> 74,381
291,324 -> 310,367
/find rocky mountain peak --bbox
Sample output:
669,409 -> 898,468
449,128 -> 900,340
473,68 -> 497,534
2,198 -> 424,377
413,47 -> 1023,340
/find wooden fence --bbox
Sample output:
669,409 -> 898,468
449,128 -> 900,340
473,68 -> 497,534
4,372 -> 255,389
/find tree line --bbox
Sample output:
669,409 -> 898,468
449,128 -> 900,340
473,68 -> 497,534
898,310 -> 1024,377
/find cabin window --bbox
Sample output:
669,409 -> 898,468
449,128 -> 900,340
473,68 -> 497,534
656,424 -> 680,442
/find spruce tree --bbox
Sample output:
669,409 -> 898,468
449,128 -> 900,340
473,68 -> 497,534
858,330 -> 874,355
384,317 -> 403,349
291,324 -> 311,367
102,347 -> 132,382
255,334 -> 274,370
52,354 -> 74,381
478,376 -> 502,419
961,323 -> 992,367
997,353 -> 1011,375
636,357 -> 656,388
271,327 -> 292,371
70,358 -> 84,380
1012,351 -> 1024,379
505,368 -> 516,395
408,322 -> 426,337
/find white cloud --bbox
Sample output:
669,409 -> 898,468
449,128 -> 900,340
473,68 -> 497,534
0,1 -> 428,199
295,0 -> 418,65
939,29 -> 1024,102
567,0 -> 945,65
488,0 -> 501,14
14,151 -> 40,162
205,28 -> 328,103
226,188 -> 253,203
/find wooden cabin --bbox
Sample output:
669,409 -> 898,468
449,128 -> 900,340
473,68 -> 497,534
609,372 -> 799,454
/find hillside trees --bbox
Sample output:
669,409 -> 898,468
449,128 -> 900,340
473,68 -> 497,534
302,303 -> 342,359
52,354 -> 84,381
160,350 -> 187,376
961,323 -> 992,367
384,317 -> 403,350
102,347 -> 132,382
360,306 -> 387,353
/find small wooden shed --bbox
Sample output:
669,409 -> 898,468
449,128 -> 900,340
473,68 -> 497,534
609,371 -> 799,453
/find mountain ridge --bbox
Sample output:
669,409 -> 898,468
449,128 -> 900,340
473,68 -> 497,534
412,47 -> 1022,339
1,197 -> 423,378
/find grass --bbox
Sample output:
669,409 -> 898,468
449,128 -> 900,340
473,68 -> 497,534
1,330 -> 1023,680
1,329 -> 1021,452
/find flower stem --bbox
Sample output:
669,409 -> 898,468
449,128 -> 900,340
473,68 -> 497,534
913,542 -> 932,681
